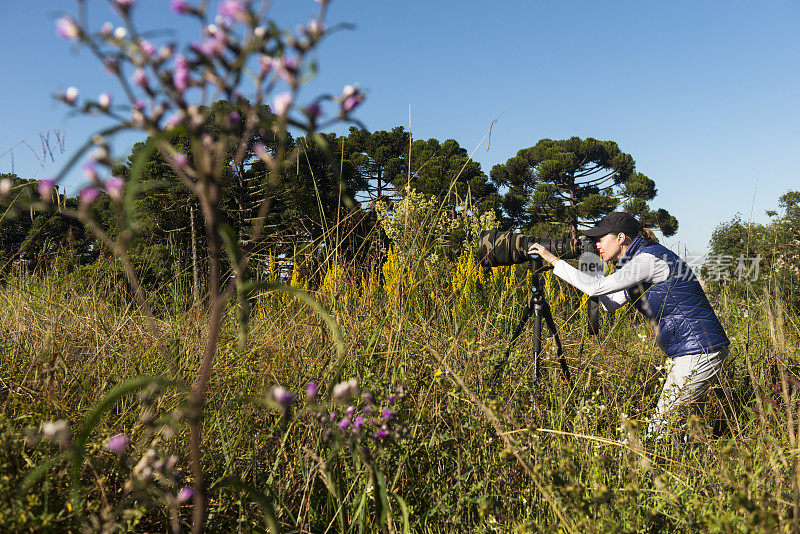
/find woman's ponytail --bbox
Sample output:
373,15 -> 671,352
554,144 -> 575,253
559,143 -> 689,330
640,227 -> 658,244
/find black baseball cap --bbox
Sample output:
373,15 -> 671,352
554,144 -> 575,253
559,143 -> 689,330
582,212 -> 642,238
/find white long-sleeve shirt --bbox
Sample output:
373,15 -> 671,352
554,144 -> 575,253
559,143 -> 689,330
552,253 -> 671,311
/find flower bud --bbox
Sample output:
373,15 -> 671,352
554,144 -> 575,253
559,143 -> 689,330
64,86 -> 79,105
98,92 -> 112,110
55,16 -> 80,40
105,433 -> 129,454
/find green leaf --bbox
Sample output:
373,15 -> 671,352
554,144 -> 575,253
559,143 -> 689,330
370,466 -> 389,527
391,493 -> 410,534
211,477 -> 282,534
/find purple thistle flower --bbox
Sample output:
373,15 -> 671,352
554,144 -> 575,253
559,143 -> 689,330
363,393 -> 374,404
229,111 -> 240,125
338,418 -> 350,430
374,429 -> 389,440
139,38 -> 156,57
134,99 -> 146,111
105,176 -> 125,201
304,102 -> 322,120
270,386 -> 296,408
381,409 -> 394,421
171,153 -> 189,168
176,486 -> 194,503
329,412 -> 337,422
132,68 -> 148,89
271,92 -> 293,117
387,395 -> 395,405
341,83 -> 364,112
105,433 -> 129,454
173,54 -> 190,91
196,31 -> 226,59
55,16 -> 80,40
305,381 -> 318,400
80,186 -> 100,206
170,0 -> 192,14
83,163 -> 99,182
37,179 -> 55,201
346,406 -> 355,418
343,94 -> 364,113
353,415 -> 365,430
218,0 -> 248,22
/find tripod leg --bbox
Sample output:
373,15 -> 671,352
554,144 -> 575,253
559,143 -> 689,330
542,300 -> 571,385
532,302 -> 543,382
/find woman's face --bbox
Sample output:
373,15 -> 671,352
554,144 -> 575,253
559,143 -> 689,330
595,232 -> 629,262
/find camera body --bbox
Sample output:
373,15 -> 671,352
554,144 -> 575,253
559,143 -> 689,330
476,229 -> 594,268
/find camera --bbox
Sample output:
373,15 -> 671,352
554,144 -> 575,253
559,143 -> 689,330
476,229 -> 594,268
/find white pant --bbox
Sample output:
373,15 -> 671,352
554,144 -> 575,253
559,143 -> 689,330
648,346 -> 728,439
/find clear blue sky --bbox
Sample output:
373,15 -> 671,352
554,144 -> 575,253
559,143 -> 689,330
2,0 -> 799,255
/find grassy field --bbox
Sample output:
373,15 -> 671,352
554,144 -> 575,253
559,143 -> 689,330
0,246 -> 798,533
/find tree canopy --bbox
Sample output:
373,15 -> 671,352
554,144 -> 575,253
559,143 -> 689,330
490,137 -> 677,238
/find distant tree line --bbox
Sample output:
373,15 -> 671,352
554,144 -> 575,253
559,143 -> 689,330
0,100 -> 678,294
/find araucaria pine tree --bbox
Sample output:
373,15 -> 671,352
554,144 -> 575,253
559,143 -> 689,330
490,137 -> 678,238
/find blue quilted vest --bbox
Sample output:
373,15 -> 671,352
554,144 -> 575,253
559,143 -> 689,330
617,235 -> 729,358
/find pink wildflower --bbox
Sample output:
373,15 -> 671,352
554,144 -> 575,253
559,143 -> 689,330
37,179 -> 55,201
177,486 -> 194,503
83,163 -> 99,182
55,16 -> 80,40
170,0 -> 190,13
0,179 -> 12,197
342,84 -> 364,112
98,92 -> 112,110
139,38 -> 156,57
132,68 -> 148,88
271,92 -> 293,116
105,177 -> 125,201
80,186 -> 100,206
171,153 -> 189,168
196,31 -> 226,58
63,86 -> 79,105
173,54 -> 190,91
218,0 -> 247,22
105,433 -> 129,454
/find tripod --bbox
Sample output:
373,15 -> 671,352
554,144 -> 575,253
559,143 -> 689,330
489,259 -> 572,388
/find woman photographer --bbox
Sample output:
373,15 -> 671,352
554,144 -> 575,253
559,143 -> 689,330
529,212 -> 729,440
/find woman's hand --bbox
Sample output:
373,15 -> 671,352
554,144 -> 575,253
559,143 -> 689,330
529,243 -> 560,265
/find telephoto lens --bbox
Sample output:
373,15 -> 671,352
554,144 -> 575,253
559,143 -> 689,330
476,230 -> 531,268
476,230 -> 593,268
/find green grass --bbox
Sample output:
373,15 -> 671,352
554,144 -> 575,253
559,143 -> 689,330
0,253 -> 797,533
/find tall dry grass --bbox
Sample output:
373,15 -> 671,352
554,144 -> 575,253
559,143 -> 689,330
1,230 -> 799,533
